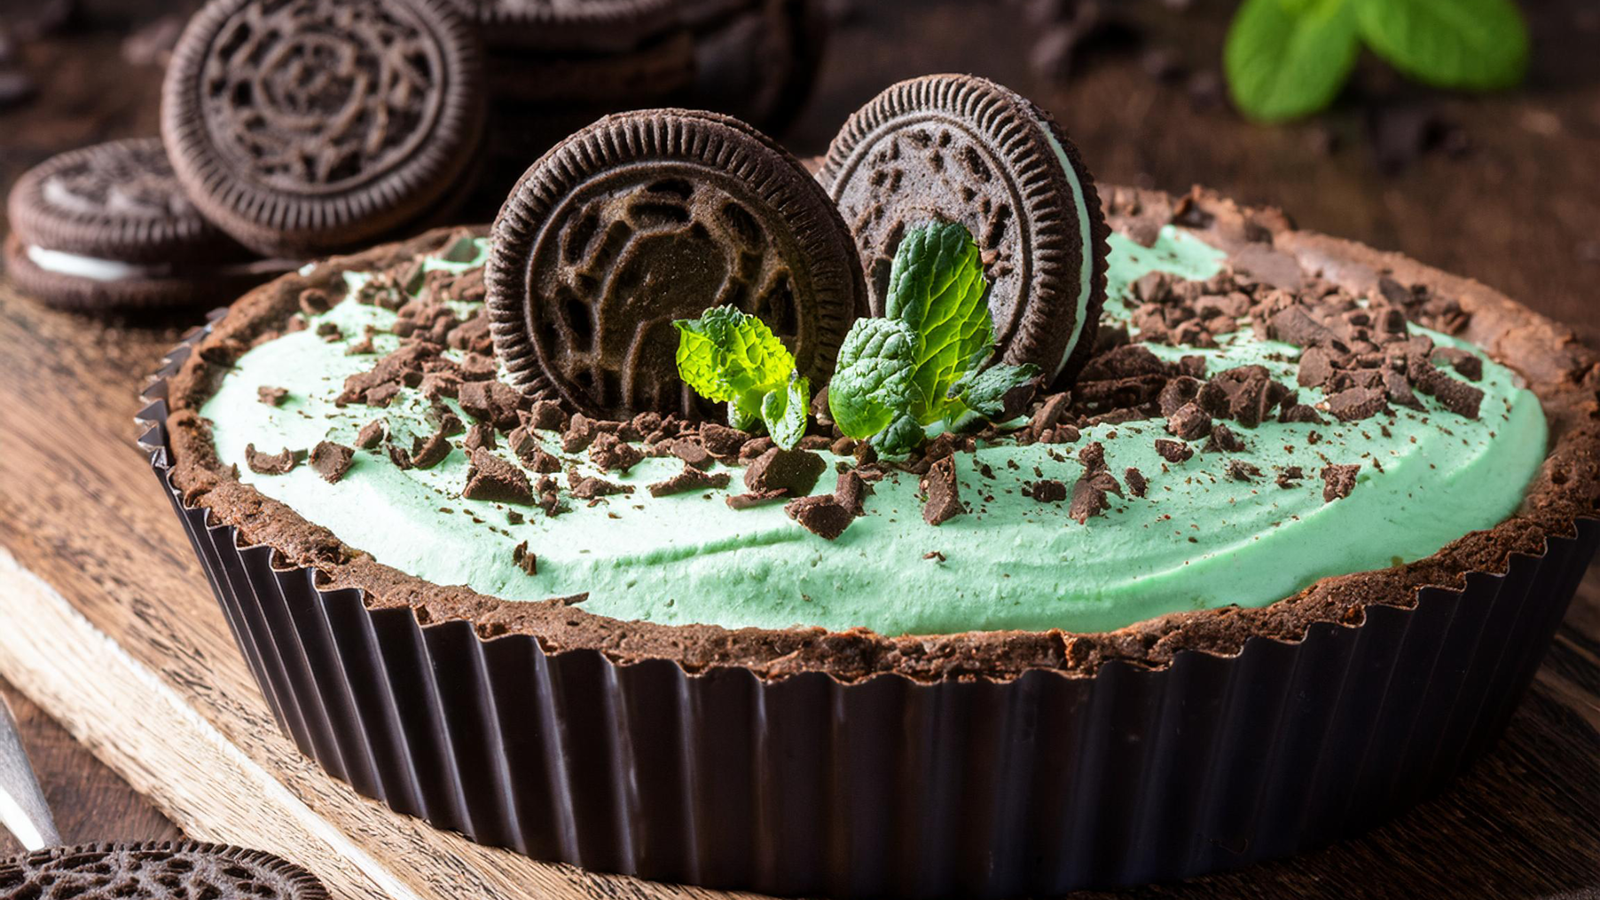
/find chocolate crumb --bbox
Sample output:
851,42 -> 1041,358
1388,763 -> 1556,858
1203,423 -> 1246,454
408,427 -> 453,470
1154,438 -> 1194,463
463,449 -> 535,505
1321,464 -> 1360,502
1166,402 -> 1212,440
648,466 -> 732,497
1276,465 -> 1305,488
245,444 -> 302,475
562,414 -> 598,453
669,437 -> 713,470
834,470 -> 869,516
700,423 -> 750,459
1125,467 -> 1148,496
1225,459 -> 1262,482
464,423 -> 497,453
786,494 -> 855,539
356,419 -> 387,450
525,399 -> 568,431
310,441 -> 355,483
567,469 -> 633,499
1069,469 -> 1122,524
726,489 -> 788,509
924,551 -> 946,562
257,385 -> 288,406
919,457 -> 965,526
512,541 -> 537,576
1325,386 -> 1389,422
459,380 -> 524,431
589,432 -> 645,473
1029,479 -> 1068,503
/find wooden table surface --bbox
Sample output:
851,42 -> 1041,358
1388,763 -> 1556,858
1,1 -> 1597,897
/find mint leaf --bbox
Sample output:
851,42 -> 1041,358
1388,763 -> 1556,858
674,306 -> 798,425
885,221 -> 996,426
1225,0 -> 1360,122
762,375 -> 811,450
828,317 -> 919,440
1356,0 -> 1527,91
957,362 -> 1041,419
873,413 -> 925,458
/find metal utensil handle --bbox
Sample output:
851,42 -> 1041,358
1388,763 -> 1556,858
0,692 -> 61,852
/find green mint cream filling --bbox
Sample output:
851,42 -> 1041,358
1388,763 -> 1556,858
199,229 -> 1547,636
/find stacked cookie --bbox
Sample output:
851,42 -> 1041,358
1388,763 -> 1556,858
5,0 -> 832,310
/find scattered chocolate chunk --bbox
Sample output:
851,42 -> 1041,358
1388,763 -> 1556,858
1325,386 -> 1389,422
309,441 -> 354,483
744,448 -> 826,497
786,494 -> 855,540
464,423 -> 497,453
1154,438 -> 1194,463
919,456 -> 966,526
257,385 -> 288,406
525,399 -> 568,431
512,541 -> 538,576
648,465 -> 732,497
589,432 -> 645,473
854,441 -> 879,466
1177,355 -> 1208,379
1031,392 -> 1071,436
567,469 -> 633,499
1279,403 -> 1325,424
700,423 -> 750,459
562,414 -> 598,453
408,427 -> 453,470
463,449 -> 535,505
1276,465 -> 1304,488
740,436 -> 776,462
1321,464 -> 1360,502
1204,365 -> 1290,427
1416,367 -> 1484,418
458,380 -> 524,431
1383,368 -> 1423,410
1078,441 -> 1106,471
245,444 -> 302,475
830,436 -> 858,457
798,435 -> 833,451
1029,479 -> 1068,503
1270,305 -> 1335,347
365,382 -> 402,407
1158,376 -> 1202,417
1203,423 -> 1246,453
1166,402 -> 1212,440
425,402 -> 465,437
315,321 -> 342,342
1068,469 -> 1122,524
356,419 -> 387,450
668,437 -> 713,470
1225,459 -> 1262,482
834,470 -> 869,516
924,550 -> 947,562
1125,466 -> 1148,496
726,489 -> 787,509
1432,347 -> 1483,381
1297,346 -> 1337,389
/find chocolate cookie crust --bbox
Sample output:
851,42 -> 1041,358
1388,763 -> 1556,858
161,189 -> 1600,683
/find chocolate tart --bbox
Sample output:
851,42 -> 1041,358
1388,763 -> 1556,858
140,187 -> 1600,898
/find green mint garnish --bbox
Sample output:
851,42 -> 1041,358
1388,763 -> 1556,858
1225,0 -> 1527,123
828,221 -> 1038,457
673,306 -> 810,448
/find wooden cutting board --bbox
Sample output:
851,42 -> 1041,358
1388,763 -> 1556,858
1,281 -> 1597,900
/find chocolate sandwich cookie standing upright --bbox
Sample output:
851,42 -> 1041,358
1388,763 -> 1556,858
4,138 -> 278,310
821,73 -> 1112,389
161,0 -> 487,258
487,108 -> 866,419
1,842 -> 329,900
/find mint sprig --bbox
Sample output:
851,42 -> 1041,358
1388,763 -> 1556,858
1225,0 -> 1528,123
828,221 -> 1039,457
673,306 -> 810,448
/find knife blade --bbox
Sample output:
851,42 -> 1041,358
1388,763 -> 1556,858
0,692 -> 60,852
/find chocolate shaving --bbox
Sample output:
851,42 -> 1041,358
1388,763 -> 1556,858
726,489 -> 787,509
309,441 -> 354,483
648,466 -> 732,497
245,444 -> 303,475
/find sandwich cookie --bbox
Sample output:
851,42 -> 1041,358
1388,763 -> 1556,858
161,0 -> 487,258
820,73 -> 1111,389
678,0 -> 830,133
0,842 -> 328,900
487,108 -> 865,419
4,138 -> 280,310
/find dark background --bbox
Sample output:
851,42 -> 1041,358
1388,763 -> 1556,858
1,0 -> 1597,897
